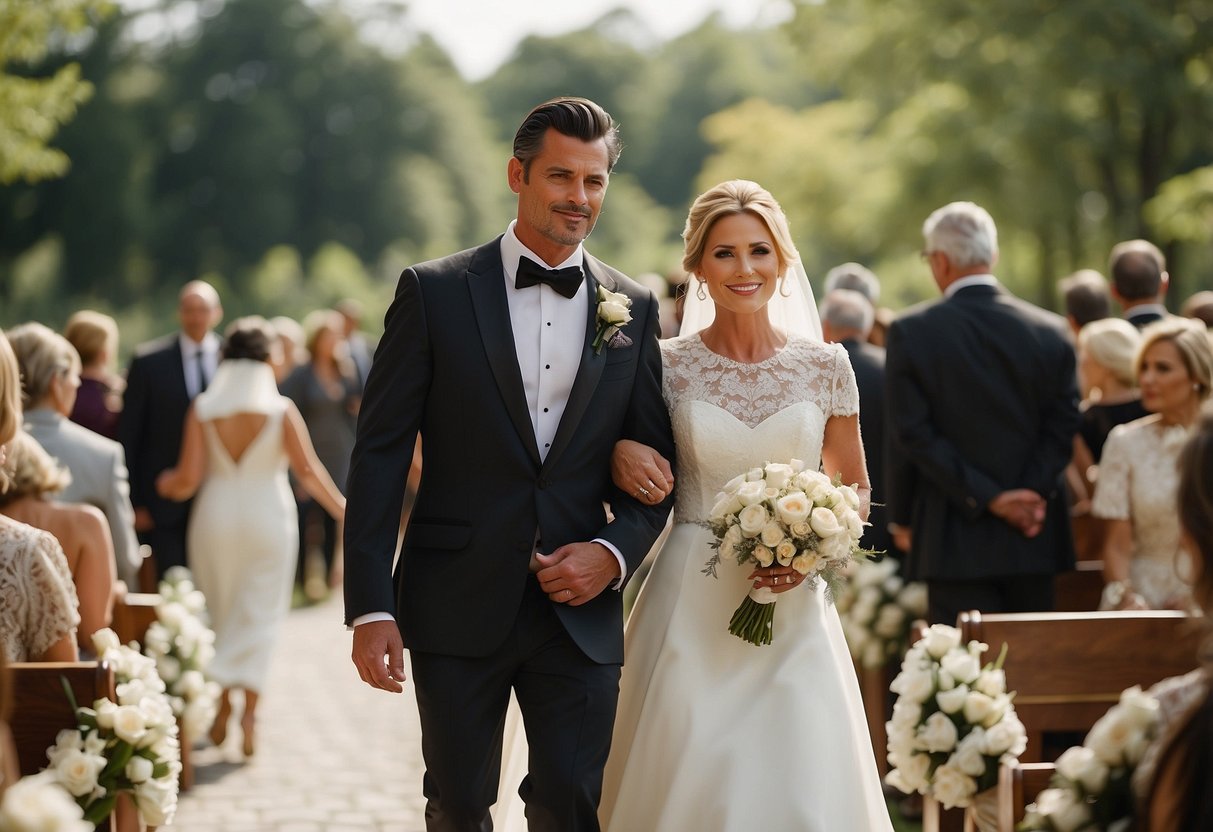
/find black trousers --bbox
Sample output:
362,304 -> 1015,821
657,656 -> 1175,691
141,524 -> 188,580
410,577 -> 620,832
927,574 -> 1055,625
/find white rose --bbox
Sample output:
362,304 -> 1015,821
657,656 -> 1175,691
1031,786 -> 1092,832
763,463 -> 794,490
760,522 -> 785,548
891,665 -> 935,704
94,699 -> 118,730
882,574 -> 904,595
931,763 -> 977,809
845,512 -> 865,541
898,582 -> 929,616
45,729 -> 84,766
599,300 -> 630,325
951,729 -> 989,777
126,755 -> 155,784
91,628 -> 121,656
894,752 -> 931,792
134,778 -> 178,826
775,540 -> 796,566
818,532 -> 852,561
54,748 -> 106,797
873,604 -> 906,639
981,714 -> 1027,758
736,480 -> 767,507
179,670 -> 206,700
82,733 -> 107,757
838,483 -> 861,509
720,524 -> 743,560
738,503 -> 768,537
1117,686 -> 1160,731
789,458 -> 806,472
973,668 -> 1006,698
0,771 -> 90,832
710,493 -> 740,521
752,545 -> 775,567
940,650 -> 982,686
1054,745 -> 1108,795
918,711 -> 959,753
112,705 -> 148,745
722,473 -> 746,493
809,506 -> 843,538
746,467 -> 765,482
935,684 -> 969,715
156,655 -> 182,684
789,520 -> 811,539
1085,706 -> 1137,767
791,552 -> 822,575
775,492 -> 811,525
862,641 -> 885,669
922,624 -> 962,659
962,691 -> 997,727
808,482 -> 839,508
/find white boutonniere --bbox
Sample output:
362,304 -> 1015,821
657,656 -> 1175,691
592,285 -> 632,354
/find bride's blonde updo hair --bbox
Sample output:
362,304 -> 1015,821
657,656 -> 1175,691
681,180 -> 801,277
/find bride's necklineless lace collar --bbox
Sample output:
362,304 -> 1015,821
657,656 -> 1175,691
695,331 -> 790,367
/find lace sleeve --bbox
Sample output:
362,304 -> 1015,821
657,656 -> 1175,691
1091,425 -> 1131,520
830,345 -> 860,417
23,530 -> 80,659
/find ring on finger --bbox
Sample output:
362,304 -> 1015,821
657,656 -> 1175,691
638,487 -> 651,498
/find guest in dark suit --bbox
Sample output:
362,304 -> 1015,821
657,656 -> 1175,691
885,201 -> 1081,625
117,280 -> 222,579
1110,239 -> 1170,329
344,98 -> 674,832
820,287 -> 892,557
1058,268 -> 1112,338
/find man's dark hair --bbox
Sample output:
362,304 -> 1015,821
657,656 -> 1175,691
1058,269 -> 1111,326
1109,239 -> 1166,301
222,316 -> 276,362
512,97 -> 622,179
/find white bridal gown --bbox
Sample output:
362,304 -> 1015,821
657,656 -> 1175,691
598,332 -> 893,831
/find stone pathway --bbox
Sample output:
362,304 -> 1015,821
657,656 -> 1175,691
170,596 -> 427,831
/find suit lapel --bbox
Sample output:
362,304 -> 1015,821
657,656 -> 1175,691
542,256 -> 615,473
466,241 -> 542,467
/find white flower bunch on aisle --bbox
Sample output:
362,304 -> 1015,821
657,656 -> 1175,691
0,770 -> 91,832
43,628 -> 182,827
835,557 -> 929,669
143,566 -> 222,742
885,623 -> 1027,809
703,459 -> 873,645
1019,685 -> 1161,831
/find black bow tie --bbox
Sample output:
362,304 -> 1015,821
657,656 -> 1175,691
514,257 -> 583,299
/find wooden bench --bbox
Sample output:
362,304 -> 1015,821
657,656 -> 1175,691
1052,560 -> 1104,612
111,592 -> 161,647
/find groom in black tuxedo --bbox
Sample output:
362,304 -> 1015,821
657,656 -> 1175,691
344,98 -> 675,832
884,202 -> 1080,625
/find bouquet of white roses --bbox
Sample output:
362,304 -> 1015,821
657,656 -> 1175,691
836,557 -> 929,669
143,566 -> 222,743
703,459 -> 872,646
1018,686 -> 1161,831
885,624 -> 1027,810
45,629 -> 182,826
0,771 -> 91,832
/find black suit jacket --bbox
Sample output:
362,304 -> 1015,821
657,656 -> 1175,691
839,339 -> 892,556
884,283 -> 1080,581
1125,308 -> 1164,329
343,238 -> 675,664
117,335 -> 193,530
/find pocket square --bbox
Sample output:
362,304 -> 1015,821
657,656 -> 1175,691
607,331 -> 633,349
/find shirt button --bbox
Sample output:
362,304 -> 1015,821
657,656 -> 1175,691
543,407 -> 549,413
546,322 -> 551,327
545,364 -> 551,370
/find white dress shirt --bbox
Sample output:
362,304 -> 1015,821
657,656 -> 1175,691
944,273 -> 1000,299
179,332 -> 221,399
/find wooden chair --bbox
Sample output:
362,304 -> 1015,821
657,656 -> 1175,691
1052,560 -> 1104,612
997,760 -> 1055,830
958,609 -> 1202,763
111,592 -> 161,647
857,659 -> 894,778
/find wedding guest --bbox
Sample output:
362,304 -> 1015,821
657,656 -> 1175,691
1077,318 -> 1148,462
823,261 -> 892,346
268,315 -> 306,385
0,431 -> 115,649
885,201 -> 1080,624
1092,319 -> 1212,609
119,280 -> 223,578
63,310 -> 123,439
1059,269 -> 1112,338
0,333 -> 78,663
1139,403 -> 1213,830
1110,239 -> 1170,329
1181,290 -> 1213,329
334,299 -> 374,390
281,309 -> 359,591
6,323 -> 142,587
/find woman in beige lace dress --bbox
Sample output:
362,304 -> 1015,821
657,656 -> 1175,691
0,334 -> 78,663
1092,319 -> 1212,609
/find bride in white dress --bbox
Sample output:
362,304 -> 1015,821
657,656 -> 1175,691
497,180 -> 892,829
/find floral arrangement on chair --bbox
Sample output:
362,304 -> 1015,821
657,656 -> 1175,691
142,566 -> 222,743
835,557 -> 929,669
1018,685 -> 1161,831
44,629 -> 182,827
885,623 -> 1028,811
0,770 -> 91,832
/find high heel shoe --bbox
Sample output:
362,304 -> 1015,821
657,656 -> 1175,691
210,696 -> 231,747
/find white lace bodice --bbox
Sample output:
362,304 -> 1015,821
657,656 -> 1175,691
0,518 -> 79,661
661,333 -> 859,523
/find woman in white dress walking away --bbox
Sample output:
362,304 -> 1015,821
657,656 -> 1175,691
157,317 -> 346,756
600,180 -> 893,830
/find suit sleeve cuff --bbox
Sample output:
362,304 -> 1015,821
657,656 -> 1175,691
350,611 -> 396,630
593,538 -> 627,590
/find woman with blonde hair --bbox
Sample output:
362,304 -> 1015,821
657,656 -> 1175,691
1076,317 -> 1148,461
63,310 -> 122,439
0,333 -> 79,663
1092,318 -> 1213,609
0,431 -> 116,649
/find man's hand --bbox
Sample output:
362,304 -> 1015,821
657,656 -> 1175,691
351,620 -> 407,693
535,542 -> 621,606
987,489 -> 1046,538
133,507 -> 155,533
611,439 -> 674,505
890,523 -> 913,554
